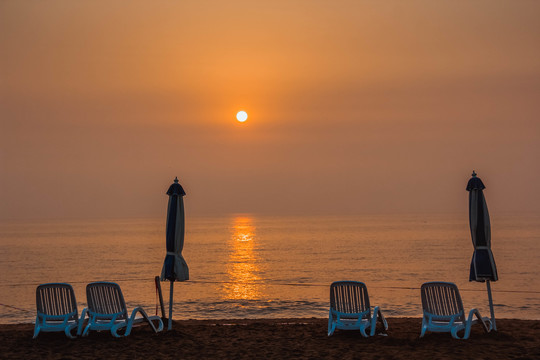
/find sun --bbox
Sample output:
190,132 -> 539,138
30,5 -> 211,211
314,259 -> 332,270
236,111 -> 248,123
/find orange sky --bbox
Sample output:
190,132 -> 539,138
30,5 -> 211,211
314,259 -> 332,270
1,0 -> 539,219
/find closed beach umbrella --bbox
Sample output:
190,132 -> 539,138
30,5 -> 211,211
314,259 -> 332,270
467,171 -> 498,330
161,177 -> 189,330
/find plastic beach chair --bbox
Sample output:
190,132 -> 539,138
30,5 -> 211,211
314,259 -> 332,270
34,283 -> 81,339
420,281 -> 491,339
79,281 -> 163,337
328,281 -> 388,337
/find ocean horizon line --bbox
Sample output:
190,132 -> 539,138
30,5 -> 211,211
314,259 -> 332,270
1,211 -> 539,223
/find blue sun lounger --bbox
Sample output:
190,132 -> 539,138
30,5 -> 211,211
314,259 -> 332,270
79,281 -> 163,338
328,281 -> 388,337
34,283 -> 81,339
420,282 -> 491,339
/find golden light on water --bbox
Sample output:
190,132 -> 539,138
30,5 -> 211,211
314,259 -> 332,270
222,216 -> 264,300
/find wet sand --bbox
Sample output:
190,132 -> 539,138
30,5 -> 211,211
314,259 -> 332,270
2,318 -> 539,359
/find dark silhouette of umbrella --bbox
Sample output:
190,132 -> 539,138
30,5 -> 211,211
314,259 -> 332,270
467,171 -> 498,330
160,177 -> 189,330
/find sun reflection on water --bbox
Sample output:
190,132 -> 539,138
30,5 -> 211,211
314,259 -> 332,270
222,216 -> 265,300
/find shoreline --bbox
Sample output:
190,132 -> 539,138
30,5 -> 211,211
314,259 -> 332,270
3,317 -> 539,359
4,314 -> 539,326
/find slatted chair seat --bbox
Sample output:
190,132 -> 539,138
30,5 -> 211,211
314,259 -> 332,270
420,282 -> 491,339
34,283 -> 81,339
79,281 -> 163,338
328,281 -> 387,337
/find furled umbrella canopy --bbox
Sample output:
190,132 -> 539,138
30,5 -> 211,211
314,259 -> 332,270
467,172 -> 498,282
161,177 -> 189,282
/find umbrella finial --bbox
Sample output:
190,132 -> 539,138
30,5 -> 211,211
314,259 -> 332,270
167,177 -> 186,196
466,170 -> 485,191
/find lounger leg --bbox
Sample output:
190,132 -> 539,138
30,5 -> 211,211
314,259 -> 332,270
33,317 -> 40,339
112,322 -> 128,338
65,324 -> 77,339
451,326 -> 463,339
370,307 -> 387,336
475,313 -> 490,333
485,318 -> 493,332
370,307 -> 378,336
77,308 -> 88,336
328,323 -> 336,337
82,321 -> 92,337
419,316 -> 428,338
328,310 -> 335,336
359,324 -> 369,338
380,311 -> 388,331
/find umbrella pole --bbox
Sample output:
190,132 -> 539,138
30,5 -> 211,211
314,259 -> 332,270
486,280 -> 497,331
168,280 -> 174,331
155,276 -> 166,320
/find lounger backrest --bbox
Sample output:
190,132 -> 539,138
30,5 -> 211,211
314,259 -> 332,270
86,282 -> 128,320
421,282 -> 465,322
36,283 -> 78,320
330,281 -> 371,317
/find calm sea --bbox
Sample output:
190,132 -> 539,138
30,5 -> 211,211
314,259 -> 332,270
1,214 -> 539,324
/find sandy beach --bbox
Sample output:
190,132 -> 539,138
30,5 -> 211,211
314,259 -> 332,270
2,317 -> 539,359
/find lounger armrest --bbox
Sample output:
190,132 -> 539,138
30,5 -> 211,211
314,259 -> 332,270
467,308 -> 490,333
39,312 -> 72,325
329,308 -> 368,326
122,307 -> 163,336
451,308 -> 491,339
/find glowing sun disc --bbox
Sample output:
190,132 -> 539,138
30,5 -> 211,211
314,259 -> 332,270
236,111 -> 248,122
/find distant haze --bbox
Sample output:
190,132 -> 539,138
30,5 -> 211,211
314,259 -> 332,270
1,1 -> 539,219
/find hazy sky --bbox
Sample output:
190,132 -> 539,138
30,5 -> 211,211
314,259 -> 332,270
1,0 -> 539,219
